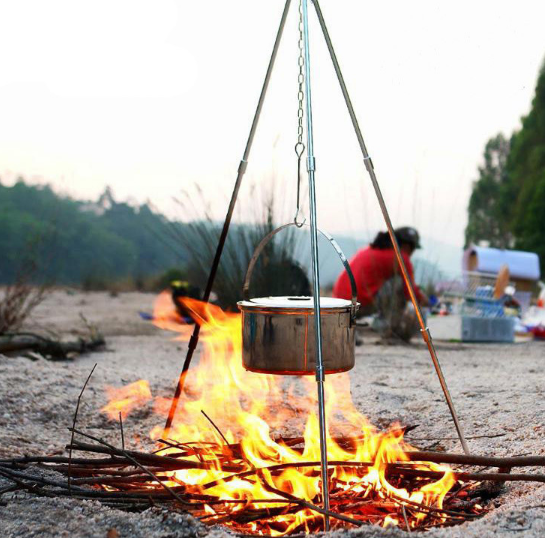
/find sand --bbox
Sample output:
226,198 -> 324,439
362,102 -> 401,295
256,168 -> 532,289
1,290 -> 544,537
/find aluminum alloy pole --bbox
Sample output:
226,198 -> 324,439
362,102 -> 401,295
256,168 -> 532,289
162,0 -> 293,439
302,0 -> 330,529
310,0 -> 469,455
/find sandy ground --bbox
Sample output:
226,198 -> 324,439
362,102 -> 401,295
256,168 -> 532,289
1,290 -> 544,537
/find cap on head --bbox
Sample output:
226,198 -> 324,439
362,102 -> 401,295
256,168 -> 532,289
394,227 -> 421,249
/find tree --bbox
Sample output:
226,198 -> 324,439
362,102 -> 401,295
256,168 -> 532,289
0,181 -> 184,285
507,59 -> 545,267
465,133 -> 512,248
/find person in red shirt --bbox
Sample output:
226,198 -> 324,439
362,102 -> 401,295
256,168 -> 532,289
333,227 -> 428,341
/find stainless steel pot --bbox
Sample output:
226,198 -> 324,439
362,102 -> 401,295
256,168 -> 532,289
237,223 -> 359,375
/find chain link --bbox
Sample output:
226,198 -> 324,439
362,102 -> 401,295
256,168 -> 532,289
294,0 -> 306,227
296,0 -> 305,149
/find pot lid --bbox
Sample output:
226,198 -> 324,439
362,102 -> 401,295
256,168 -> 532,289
238,296 -> 352,310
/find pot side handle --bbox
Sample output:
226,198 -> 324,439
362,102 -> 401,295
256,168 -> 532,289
242,222 -> 359,321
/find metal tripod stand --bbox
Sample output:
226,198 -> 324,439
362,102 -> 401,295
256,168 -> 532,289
162,0 -> 470,530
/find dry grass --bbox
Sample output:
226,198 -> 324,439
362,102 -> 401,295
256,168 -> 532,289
0,281 -> 49,334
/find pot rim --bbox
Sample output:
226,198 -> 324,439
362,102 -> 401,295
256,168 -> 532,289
237,295 -> 356,313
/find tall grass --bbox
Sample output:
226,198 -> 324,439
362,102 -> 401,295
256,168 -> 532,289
0,257 -> 50,334
166,184 -> 309,310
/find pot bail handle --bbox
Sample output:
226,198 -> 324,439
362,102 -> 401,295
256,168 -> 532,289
242,222 -> 359,320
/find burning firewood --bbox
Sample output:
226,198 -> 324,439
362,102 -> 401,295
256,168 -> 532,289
3,432 -> 545,534
33,293 -> 529,534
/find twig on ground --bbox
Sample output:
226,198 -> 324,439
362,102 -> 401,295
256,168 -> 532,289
201,410 -> 230,447
405,450 -> 545,468
119,412 -> 125,451
406,432 -> 506,441
68,363 -> 97,494
401,504 -> 411,533
69,427 -> 192,507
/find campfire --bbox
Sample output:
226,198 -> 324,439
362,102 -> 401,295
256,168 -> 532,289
4,291 -> 545,534
97,293 -> 483,533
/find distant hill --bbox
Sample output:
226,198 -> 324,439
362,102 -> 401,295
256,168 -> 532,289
0,180 -> 185,285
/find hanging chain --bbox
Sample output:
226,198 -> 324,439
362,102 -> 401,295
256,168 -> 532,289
294,0 -> 306,227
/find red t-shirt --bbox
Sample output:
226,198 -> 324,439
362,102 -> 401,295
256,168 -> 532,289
333,246 -> 423,307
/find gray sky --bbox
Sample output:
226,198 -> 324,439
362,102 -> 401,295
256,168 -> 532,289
1,0 -> 545,249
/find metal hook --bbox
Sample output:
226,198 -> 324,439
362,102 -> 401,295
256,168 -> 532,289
294,207 -> 306,227
294,142 -> 306,227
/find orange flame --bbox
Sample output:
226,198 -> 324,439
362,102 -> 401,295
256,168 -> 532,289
102,292 -> 458,532
101,380 -> 152,420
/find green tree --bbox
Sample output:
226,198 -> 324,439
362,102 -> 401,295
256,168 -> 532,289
465,133 -> 512,248
0,180 -> 185,285
507,59 -> 545,267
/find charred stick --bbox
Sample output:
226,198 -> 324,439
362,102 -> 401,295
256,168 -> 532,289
39,464 -> 174,478
200,505 -> 299,526
397,468 -> 545,484
405,450 -> 545,468
38,446 -> 545,475
201,410 -> 230,447
68,363 -> 97,494
0,465 -> 166,499
161,441 -> 244,461
257,472 -> 365,527
68,475 -> 179,486
0,456 -> 127,466
119,412 -> 125,450
2,471 -> 294,509
152,439 -> 219,459
203,459 -> 545,493
68,440 -> 244,472
406,433 -> 506,441
0,484 -> 18,495
8,452 -> 545,489
390,493 -> 479,520
69,428 -> 193,507
5,465 -> 287,507
200,460 -> 375,491
401,504 -> 411,533
153,443 -> 240,461
0,465 -> 192,503
278,441 -> 545,468
155,439 -> 195,454
0,469 -> 58,499
0,465 -> 97,495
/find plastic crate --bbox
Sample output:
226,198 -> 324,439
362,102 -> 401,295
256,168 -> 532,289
461,316 -> 515,343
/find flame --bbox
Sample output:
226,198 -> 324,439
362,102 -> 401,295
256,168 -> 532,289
102,292 -> 458,533
101,380 -> 152,420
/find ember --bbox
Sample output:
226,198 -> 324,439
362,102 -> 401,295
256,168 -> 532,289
98,293 -> 483,533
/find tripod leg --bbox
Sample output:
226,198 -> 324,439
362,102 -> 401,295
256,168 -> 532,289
302,0 -> 330,529
310,0 -> 469,455
162,0 -> 293,439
